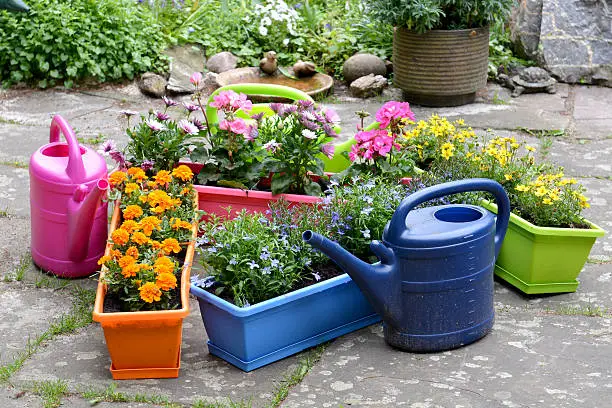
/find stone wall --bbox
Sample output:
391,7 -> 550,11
511,0 -> 612,86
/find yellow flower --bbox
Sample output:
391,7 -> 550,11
123,205 -> 143,220
131,231 -> 150,245
440,142 -> 455,160
171,218 -> 192,230
124,183 -> 140,194
161,238 -> 181,255
97,255 -> 112,266
542,198 -> 553,205
139,216 -> 162,236
534,186 -> 547,197
504,174 -> 513,181
139,282 -> 162,303
111,229 -> 130,246
153,170 -> 172,186
525,145 -> 536,152
515,185 -> 530,192
127,167 -> 148,182
108,172 -> 127,186
172,165 -> 194,182
156,273 -> 177,291
154,256 -> 175,275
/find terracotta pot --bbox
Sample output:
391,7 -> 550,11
92,197 -> 197,380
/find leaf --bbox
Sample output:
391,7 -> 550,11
304,180 -> 322,196
271,173 -> 294,195
277,66 -> 298,80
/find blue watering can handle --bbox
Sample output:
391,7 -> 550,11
388,178 -> 511,257
49,115 -> 86,183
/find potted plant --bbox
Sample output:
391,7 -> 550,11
190,177 -> 419,371
366,0 -> 515,106
420,130 -> 605,294
92,165 -> 199,379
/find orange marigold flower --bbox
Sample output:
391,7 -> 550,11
122,263 -> 140,278
111,229 -> 129,246
180,187 -> 191,196
151,240 -> 162,250
172,165 -> 193,182
124,182 -> 140,194
147,190 -> 174,212
131,231 -> 149,245
118,255 -> 136,268
140,263 -> 152,271
153,256 -> 175,275
97,255 -> 112,265
139,194 -> 148,204
139,282 -> 162,303
120,220 -> 139,234
139,216 -> 162,236
108,172 -> 127,186
161,238 -> 181,255
123,205 -> 143,220
126,246 -> 139,259
156,272 -> 177,291
171,218 -> 192,230
153,170 -> 172,186
127,167 -> 148,182
110,249 -> 122,259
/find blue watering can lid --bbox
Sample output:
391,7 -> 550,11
383,205 -> 496,249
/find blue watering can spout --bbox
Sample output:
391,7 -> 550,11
302,231 -> 400,326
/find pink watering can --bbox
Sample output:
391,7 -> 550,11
29,115 -> 109,278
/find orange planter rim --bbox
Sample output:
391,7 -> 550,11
92,194 -> 198,323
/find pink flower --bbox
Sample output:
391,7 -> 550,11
182,102 -> 200,112
324,108 -> 340,124
375,101 -> 415,129
263,140 -> 281,153
210,90 -> 252,113
190,72 -> 203,86
145,119 -> 167,132
244,125 -> 258,141
155,111 -> 170,121
162,96 -> 178,107
321,143 -> 335,159
219,118 -> 248,135
178,119 -> 199,135
348,144 -> 359,162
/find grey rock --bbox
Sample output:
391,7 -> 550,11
349,74 -> 387,98
207,51 -> 238,74
342,53 -> 387,84
165,44 -> 206,94
137,72 -> 167,98
541,38 -> 590,66
200,72 -> 221,96
509,0 -> 543,60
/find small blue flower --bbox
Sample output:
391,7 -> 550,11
331,212 -> 340,224
270,259 -> 280,268
262,266 -> 272,275
361,207 -> 373,215
291,245 -> 301,252
362,195 -> 374,204
312,272 -> 321,281
207,247 -> 218,253
229,258 -> 238,265
361,229 -> 371,239
260,252 -> 270,261
247,260 -> 259,269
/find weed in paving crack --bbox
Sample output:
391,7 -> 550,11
192,398 -> 253,408
31,379 -> 68,408
3,253 -> 31,282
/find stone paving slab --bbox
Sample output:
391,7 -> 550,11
0,283 -> 75,365
12,298 -> 302,407
282,310 -> 612,408
0,386 -> 42,407
548,138 -> 612,178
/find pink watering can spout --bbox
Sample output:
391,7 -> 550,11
67,178 -> 109,262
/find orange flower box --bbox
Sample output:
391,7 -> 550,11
93,194 -> 197,380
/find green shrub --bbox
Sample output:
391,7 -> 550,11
0,0 -> 168,88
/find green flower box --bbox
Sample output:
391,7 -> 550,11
481,201 -> 605,294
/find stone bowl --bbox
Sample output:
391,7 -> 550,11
216,67 -> 333,102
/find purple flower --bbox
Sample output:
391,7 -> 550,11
247,260 -> 259,269
270,259 -> 280,268
141,160 -> 154,172
283,105 -> 298,115
192,118 -> 206,130
97,140 -> 116,156
145,119 -> 167,131
321,143 -> 335,159
229,258 -> 238,265
299,118 -> 318,131
297,99 -> 314,110
244,125 -> 258,142
269,103 -> 285,114
262,266 -> 272,275
162,96 -> 179,107
324,108 -> 340,124
178,119 -> 199,135
120,110 -> 138,118
182,102 -> 200,112
109,150 -> 126,167
155,111 -> 170,121
323,123 -> 338,137
263,140 -> 281,153
250,112 -> 265,122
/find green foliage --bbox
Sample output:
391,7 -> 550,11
488,19 -> 534,77
0,0 -> 168,88
366,0 -> 516,33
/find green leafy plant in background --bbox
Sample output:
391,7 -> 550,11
488,19 -> 534,78
0,0 -> 167,88
366,0 -> 516,33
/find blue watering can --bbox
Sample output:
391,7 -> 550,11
303,178 -> 510,352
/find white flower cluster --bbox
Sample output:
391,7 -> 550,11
253,0 -> 301,39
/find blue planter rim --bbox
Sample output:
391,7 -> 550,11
190,273 -> 354,317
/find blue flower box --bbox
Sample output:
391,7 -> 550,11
190,273 -> 380,372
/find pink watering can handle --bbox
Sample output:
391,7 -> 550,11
49,115 -> 86,183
